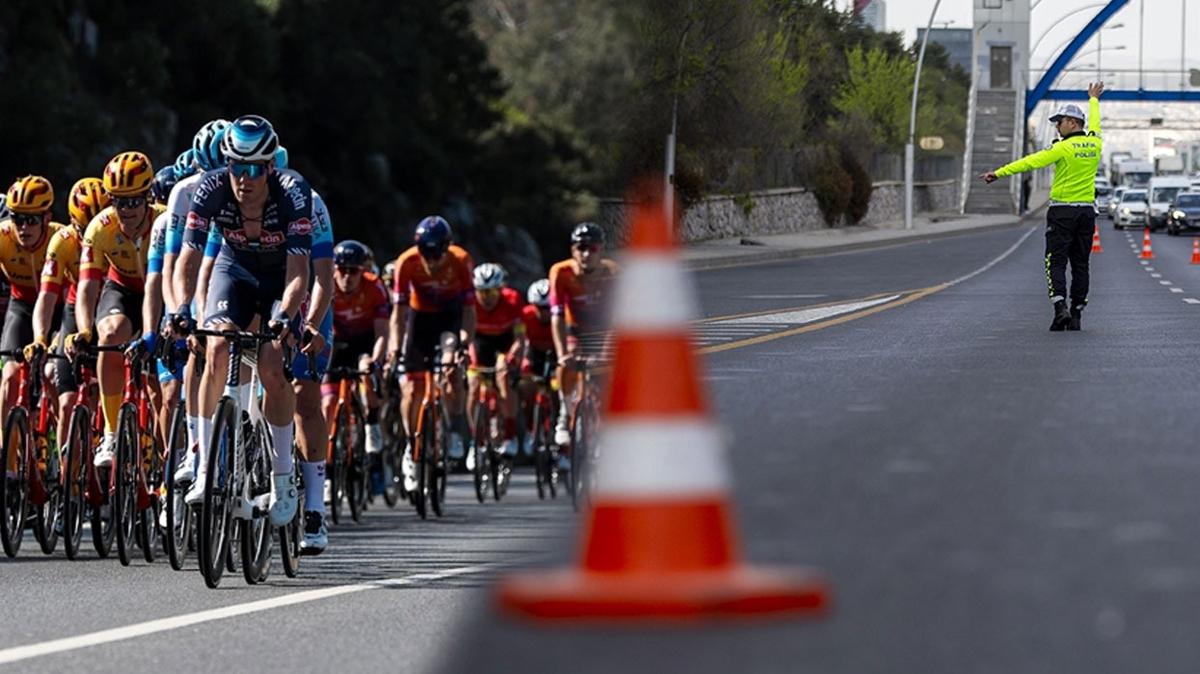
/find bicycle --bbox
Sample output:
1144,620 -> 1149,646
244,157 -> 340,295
469,365 -> 515,503
566,355 -> 602,512
409,332 -> 457,520
0,349 -> 61,557
525,360 -> 561,501
59,352 -> 114,559
80,342 -> 162,566
194,327 -> 285,588
325,362 -> 371,524
378,370 -> 405,508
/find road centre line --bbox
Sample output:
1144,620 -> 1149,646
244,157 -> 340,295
1160,281 -> 1173,286
1171,288 -> 1185,293
0,564 -> 493,666
1151,273 -> 1162,278
1186,298 -> 1200,304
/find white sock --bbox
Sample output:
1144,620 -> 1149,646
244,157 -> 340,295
270,423 -> 294,475
196,416 -> 211,474
186,415 -> 199,450
301,461 -> 325,514
102,431 -> 115,449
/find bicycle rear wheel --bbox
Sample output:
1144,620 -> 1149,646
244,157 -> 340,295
427,403 -> 444,518
34,429 -> 62,555
346,399 -> 367,523
200,397 -> 238,588
413,403 -> 432,520
138,421 -> 162,564
164,402 -> 191,570
279,461 -> 303,577
532,401 -> 548,500
380,403 -> 402,507
240,419 -> 273,585
62,405 -> 90,559
569,397 -> 595,512
114,403 -> 140,566
0,408 -> 29,558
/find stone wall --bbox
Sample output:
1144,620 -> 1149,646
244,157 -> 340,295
597,179 -> 959,245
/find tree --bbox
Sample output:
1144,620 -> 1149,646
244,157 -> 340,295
833,45 -> 914,150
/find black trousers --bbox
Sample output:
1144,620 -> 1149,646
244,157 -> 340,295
1044,205 -> 1096,307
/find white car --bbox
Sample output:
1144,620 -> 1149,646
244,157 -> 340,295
1095,183 -> 1114,216
1107,186 -> 1127,219
1115,189 -> 1149,229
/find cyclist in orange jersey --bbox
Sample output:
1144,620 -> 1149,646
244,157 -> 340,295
1,176 -> 63,478
386,216 -> 475,492
31,178 -> 109,452
548,222 -> 617,446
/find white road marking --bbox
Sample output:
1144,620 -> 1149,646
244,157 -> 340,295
716,295 -> 900,326
1151,273 -> 1162,278
1185,299 -> 1200,305
743,294 -> 827,299
946,224 -> 1040,287
0,564 -> 493,666
1160,281 -> 1173,286
1171,288 -> 1185,293
1146,267 -> 1156,271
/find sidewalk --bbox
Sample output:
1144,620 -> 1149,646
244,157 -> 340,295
680,186 -> 1051,269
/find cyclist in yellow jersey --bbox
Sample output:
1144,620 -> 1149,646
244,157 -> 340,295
65,152 -> 163,468
29,178 -> 109,457
0,176 -> 62,478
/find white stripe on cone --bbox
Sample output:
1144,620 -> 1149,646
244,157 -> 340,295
593,418 -> 730,497
612,253 -> 697,331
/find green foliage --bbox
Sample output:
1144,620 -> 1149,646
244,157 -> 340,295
833,45 -> 914,150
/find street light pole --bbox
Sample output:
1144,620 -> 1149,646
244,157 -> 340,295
905,0 -> 942,231
665,5 -> 693,228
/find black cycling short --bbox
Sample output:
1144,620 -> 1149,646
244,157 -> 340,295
470,332 -> 514,369
0,298 -> 33,355
204,261 -> 284,330
523,347 -> 556,380
53,302 -> 78,393
96,279 -> 143,334
402,309 -> 461,374
324,332 -> 377,383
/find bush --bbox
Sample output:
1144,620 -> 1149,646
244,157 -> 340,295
808,145 -> 851,226
842,148 -> 873,223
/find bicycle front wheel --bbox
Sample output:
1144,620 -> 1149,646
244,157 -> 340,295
0,407 -> 29,558
240,419 -> 273,585
164,402 -> 191,570
200,397 -> 239,588
114,403 -> 142,566
328,404 -> 347,525
34,429 -> 62,555
471,404 -> 488,504
61,404 -> 91,560
346,399 -> 367,523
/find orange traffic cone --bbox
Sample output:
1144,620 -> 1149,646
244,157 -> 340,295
497,187 -> 830,621
1140,227 -> 1155,259
1091,224 -> 1103,253
1191,238 -> 1200,265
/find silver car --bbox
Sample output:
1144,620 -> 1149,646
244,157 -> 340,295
1095,183 -> 1114,216
1115,189 -> 1149,229
1106,186 -> 1126,219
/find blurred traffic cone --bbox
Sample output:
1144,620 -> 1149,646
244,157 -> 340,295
1091,225 -> 1103,253
497,186 -> 830,621
1140,227 -> 1155,259
1191,239 -> 1200,265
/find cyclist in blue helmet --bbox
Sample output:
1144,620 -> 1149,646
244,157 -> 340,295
192,118 -> 230,172
150,166 -> 179,207
174,149 -> 198,179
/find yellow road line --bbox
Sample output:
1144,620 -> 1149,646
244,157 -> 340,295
697,284 -> 947,355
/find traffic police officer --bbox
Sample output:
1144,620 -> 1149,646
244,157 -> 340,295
982,82 -> 1105,331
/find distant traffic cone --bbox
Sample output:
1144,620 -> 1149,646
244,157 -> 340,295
497,185 -> 830,621
1140,227 -> 1155,259
1191,238 -> 1200,265
1091,224 -> 1103,253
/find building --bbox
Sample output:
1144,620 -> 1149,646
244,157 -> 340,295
974,0 -> 1030,91
854,0 -> 887,33
916,27 -> 972,76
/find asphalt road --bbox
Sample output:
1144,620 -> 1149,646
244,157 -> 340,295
8,217 -> 1200,673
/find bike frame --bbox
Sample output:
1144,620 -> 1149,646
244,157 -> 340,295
2,352 -> 55,506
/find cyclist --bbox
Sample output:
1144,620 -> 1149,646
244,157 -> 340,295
548,222 -> 618,446
387,216 -> 475,492
67,152 -> 164,468
174,115 -> 312,529
142,163 -> 186,460
518,278 -> 555,457
1,176 -> 62,462
325,240 -> 389,493
32,178 -> 109,460
467,263 -> 525,463
193,147 -> 334,551
163,120 -> 228,471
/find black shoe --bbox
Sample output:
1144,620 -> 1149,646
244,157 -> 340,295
1067,306 -> 1083,331
1050,301 -> 1071,332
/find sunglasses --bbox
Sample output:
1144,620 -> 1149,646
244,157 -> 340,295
573,243 -> 600,253
336,265 -> 363,275
113,196 -> 147,210
229,162 -> 269,179
11,213 -> 43,227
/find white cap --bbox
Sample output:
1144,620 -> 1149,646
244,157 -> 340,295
1049,103 -> 1086,124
